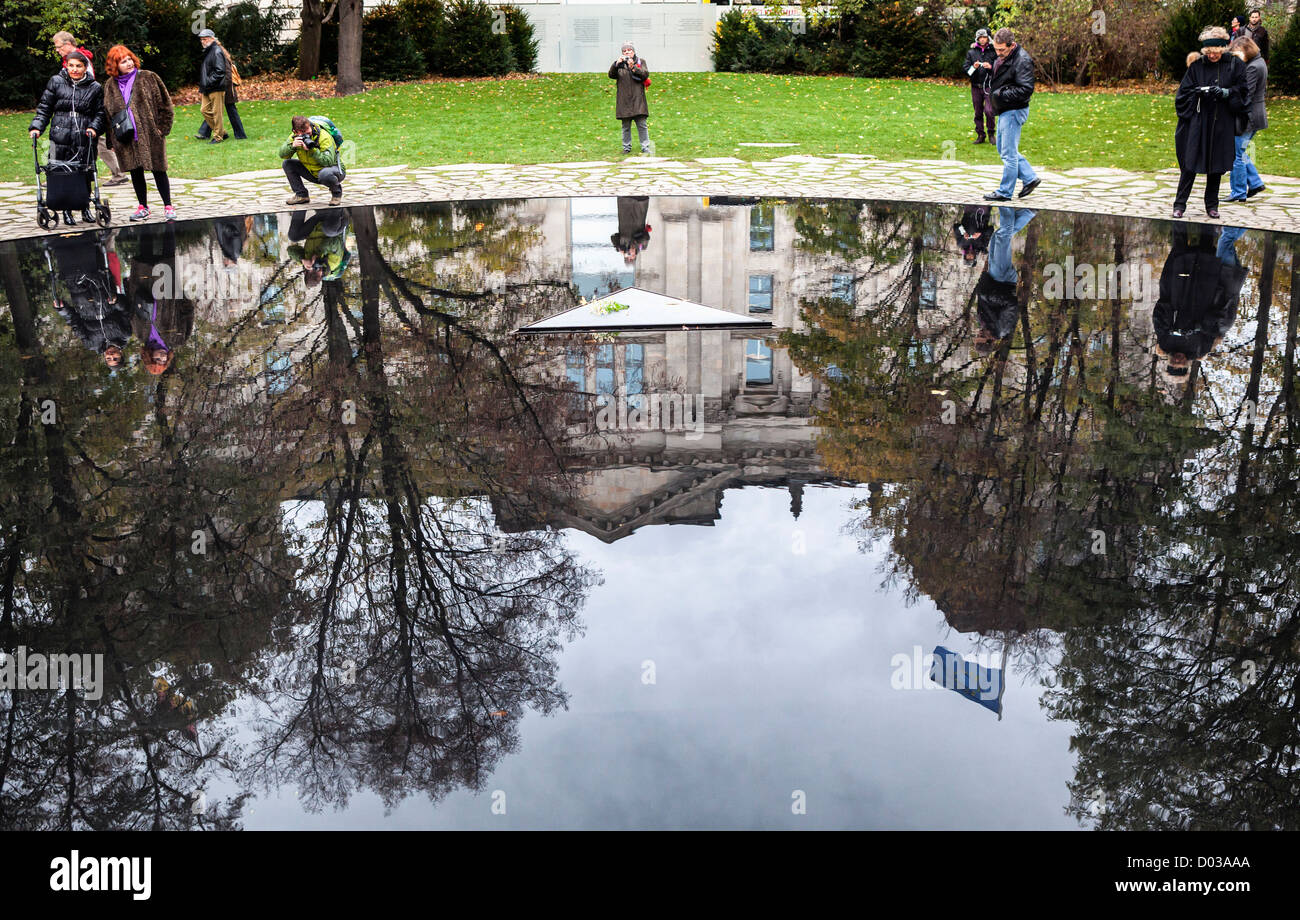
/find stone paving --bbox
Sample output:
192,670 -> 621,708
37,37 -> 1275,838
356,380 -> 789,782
2,154 -> 1298,241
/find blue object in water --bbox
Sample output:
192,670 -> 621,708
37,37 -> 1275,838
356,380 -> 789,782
930,645 -> 1003,715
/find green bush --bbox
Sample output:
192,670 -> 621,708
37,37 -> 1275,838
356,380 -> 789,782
503,5 -> 539,73
1273,11 -> 1300,95
850,2 -> 946,78
1158,0 -> 1239,80
397,0 -> 451,73
712,3 -> 948,77
210,1 -> 291,77
441,0 -> 516,77
361,4 -> 426,80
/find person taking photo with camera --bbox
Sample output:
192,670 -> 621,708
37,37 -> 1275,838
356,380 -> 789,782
280,115 -> 346,206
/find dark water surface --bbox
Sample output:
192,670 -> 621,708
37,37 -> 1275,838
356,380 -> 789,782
0,197 -> 1296,829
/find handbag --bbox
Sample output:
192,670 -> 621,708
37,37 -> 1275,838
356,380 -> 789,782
111,108 -> 135,144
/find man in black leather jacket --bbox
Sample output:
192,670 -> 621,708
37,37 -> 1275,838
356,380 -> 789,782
197,29 -> 228,144
983,28 -> 1041,203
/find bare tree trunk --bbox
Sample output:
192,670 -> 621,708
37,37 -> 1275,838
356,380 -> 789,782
298,0 -> 323,80
336,0 -> 365,96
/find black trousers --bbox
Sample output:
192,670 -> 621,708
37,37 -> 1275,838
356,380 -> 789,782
1174,170 -> 1222,209
196,98 -> 247,139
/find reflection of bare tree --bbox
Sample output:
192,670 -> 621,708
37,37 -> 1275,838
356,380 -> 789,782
242,206 -> 595,811
0,244 -> 283,829
787,205 -> 1300,828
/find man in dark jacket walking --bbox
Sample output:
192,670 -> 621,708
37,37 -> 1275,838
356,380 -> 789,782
609,42 -> 651,155
195,38 -> 247,141
1246,9 -> 1269,61
197,29 -> 228,144
983,29 -> 1041,202
963,29 -> 997,144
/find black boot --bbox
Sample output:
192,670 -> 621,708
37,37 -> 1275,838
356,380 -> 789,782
62,210 -> 77,226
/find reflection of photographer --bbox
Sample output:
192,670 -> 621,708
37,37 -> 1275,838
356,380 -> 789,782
608,42 -> 651,155
611,195 -> 651,263
279,115 -> 346,207
289,209 -> 351,287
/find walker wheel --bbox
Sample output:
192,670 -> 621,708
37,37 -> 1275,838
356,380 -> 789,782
37,208 -> 56,230
96,204 -> 111,228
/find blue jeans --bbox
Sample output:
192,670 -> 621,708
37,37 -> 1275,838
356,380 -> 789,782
995,108 -> 1037,198
1229,132 -> 1262,199
989,207 -> 1036,283
1216,225 -> 1246,267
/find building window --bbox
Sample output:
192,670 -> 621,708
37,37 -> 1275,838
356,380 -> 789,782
624,344 -> 644,408
566,346 -> 586,412
749,205 -> 774,251
266,352 -> 292,396
748,274 -> 773,313
745,339 -> 773,386
920,272 -> 937,310
594,344 -> 616,407
832,273 -> 854,305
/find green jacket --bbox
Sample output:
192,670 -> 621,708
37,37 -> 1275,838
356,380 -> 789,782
278,126 -> 340,177
288,228 -> 350,281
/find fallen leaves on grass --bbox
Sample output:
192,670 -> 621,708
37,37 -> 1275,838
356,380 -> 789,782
169,71 -> 545,106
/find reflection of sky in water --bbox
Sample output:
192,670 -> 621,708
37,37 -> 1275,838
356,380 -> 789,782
226,486 -> 1077,830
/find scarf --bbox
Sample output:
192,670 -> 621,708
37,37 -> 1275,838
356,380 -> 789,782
146,300 -> 168,350
116,70 -> 138,135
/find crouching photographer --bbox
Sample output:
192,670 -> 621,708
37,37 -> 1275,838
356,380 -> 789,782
279,115 -> 346,207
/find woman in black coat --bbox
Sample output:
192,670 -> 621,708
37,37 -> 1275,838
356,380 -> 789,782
28,52 -> 107,225
1173,27 -> 1247,219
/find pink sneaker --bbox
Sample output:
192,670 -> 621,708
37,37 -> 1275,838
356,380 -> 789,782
129,205 -> 150,221
164,206 -> 177,222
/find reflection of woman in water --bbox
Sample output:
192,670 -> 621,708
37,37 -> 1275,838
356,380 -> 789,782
1153,222 -> 1245,377
47,231 -> 130,367
973,207 -> 1035,354
129,223 -> 194,377
610,196 -> 651,264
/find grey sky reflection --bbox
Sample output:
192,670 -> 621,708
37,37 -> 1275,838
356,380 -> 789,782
239,485 -> 1077,829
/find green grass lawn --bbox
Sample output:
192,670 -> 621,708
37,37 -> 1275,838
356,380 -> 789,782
2,73 -> 1296,183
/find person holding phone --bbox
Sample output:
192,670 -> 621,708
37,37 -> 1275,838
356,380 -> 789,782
1172,26 -> 1246,218
609,41 -> 651,156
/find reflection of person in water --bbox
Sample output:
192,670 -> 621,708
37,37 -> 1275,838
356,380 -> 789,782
974,207 -> 1035,353
129,223 -> 194,377
1153,223 -> 1245,376
47,232 -> 130,367
610,195 -> 651,264
953,204 -> 992,264
288,209 -> 351,286
214,215 -> 251,267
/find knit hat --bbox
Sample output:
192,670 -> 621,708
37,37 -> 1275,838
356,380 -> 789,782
975,28 -> 990,40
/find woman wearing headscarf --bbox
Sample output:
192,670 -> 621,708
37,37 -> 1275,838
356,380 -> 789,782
1172,26 -> 1247,218
101,45 -> 177,222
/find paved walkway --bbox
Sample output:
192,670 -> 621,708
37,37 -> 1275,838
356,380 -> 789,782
1,155 -> 1298,241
